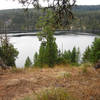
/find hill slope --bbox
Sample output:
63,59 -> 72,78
0,5 -> 100,34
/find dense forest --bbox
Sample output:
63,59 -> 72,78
0,5 -> 100,34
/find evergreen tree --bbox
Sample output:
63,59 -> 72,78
91,38 -> 100,62
82,38 -> 100,63
38,43 -> 46,67
37,25 -> 58,67
82,46 -> 91,62
63,50 -> 72,63
34,52 -> 39,66
0,35 -> 19,67
45,28 -> 58,67
71,47 -> 76,63
35,11 -> 58,67
24,56 -> 32,68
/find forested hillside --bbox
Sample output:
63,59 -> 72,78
0,5 -> 100,33
72,5 -> 100,33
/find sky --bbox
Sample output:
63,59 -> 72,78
0,0 -> 100,10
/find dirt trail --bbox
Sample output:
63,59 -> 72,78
0,67 -> 100,100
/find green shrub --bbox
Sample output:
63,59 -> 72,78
63,72 -> 72,78
81,63 -> 90,74
82,63 -> 92,68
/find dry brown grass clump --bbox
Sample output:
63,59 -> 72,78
21,88 -> 77,100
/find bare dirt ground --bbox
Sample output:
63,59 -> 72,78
0,66 -> 100,100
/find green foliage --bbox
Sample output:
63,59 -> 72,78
34,11 -> 58,68
34,52 -> 39,66
0,35 -> 19,67
82,46 -> 91,62
71,47 -> 77,63
92,38 -> 100,62
53,47 -> 80,65
82,38 -> 100,63
56,57 -> 67,65
38,43 -> 46,67
34,28 -> 58,67
45,31 -> 58,67
63,50 -> 72,63
24,56 -> 32,68
63,47 -> 80,64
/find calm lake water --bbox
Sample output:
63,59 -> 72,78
9,32 -> 98,67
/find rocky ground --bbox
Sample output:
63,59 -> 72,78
0,66 -> 100,100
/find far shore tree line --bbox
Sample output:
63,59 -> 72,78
0,6 -> 100,33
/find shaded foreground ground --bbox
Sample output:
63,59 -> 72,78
0,66 -> 100,100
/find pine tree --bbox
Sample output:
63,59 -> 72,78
38,43 -> 46,67
82,46 -> 91,62
36,11 -> 58,67
34,52 -> 39,66
63,50 -> 72,63
92,38 -> 100,62
82,38 -> 100,63
71,47 -> 76,63
24,56 -> 32,68
45,28 -> 58,67
0,35 -> 19,67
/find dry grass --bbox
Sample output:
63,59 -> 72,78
21,87 -> 77,100
0,65 -> 100,100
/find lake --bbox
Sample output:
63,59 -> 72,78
9,32 -> 98,67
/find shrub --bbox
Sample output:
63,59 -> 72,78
82,66 -> 88,73
63,72 -> 72,78
81,63 -> 90,74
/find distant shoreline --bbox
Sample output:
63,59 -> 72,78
0,30 -> 99,37
0,29 -> 100,33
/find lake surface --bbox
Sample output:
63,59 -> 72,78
9,32 -> 98,67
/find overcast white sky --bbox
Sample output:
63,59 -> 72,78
0,0 -> 100,10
